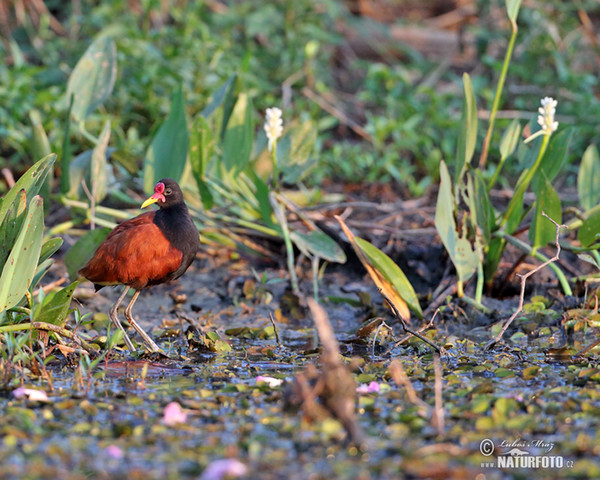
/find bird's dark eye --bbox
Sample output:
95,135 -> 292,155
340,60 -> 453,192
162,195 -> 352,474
165,188 -> 172,195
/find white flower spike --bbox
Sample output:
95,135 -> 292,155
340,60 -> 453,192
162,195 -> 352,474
537,96 -> 559,133
525,96 -> 559,144
264,107 -> 283,152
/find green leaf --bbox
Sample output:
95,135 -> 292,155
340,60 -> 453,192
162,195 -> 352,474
251,173 -> 275,228
30,258 -> 54,297
144,87 -> 189,192
66,36 -> 117,122
435,161 -> 478,283
529,176 -> 562,251
0,154 -> 55,226
39,238 -> 63,264
355,237 -> 422,317
578,210 -> 600,248
0,189 -> 27,272
499,119 -> 521,160
90,120 -> 111,203
33,282 -> 79,326
532,128 -> 573,192
201,74 -> 237,138
291,230 -> 347,264
0,196 -> 44,312
223,93 -> 254,173
29,110 -> 53,206
68,147 -> 115,199
190,115 -> 215,209
455,73 -> 478,181
473,172 -> 494,244
578,144 -> 600,211
64,228 -> 111,282
279,120 -> 318,184
506,0 -> 522,22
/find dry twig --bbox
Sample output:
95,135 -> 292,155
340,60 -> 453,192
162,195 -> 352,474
486,212 -> 567,349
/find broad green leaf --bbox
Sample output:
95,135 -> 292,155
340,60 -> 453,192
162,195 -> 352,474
504,180 -> 525,235
291,230 -> 346,264
506,0 -> 522,23
529,176 -> 562,251
251,173 -> 275,228
532,128 -> 573,192
90,120 -> 111,203
484,237 -> 505,283
578,210 -> 600,248
435,161 -> 478,283
64,228 -> 111,281
355,237 -> 422,317
0,196 -> 44,312
0,189 -> 27,272
336,216 -> 419,320
66,36 -> 117,122
0,154 -> 55,226
190,115 -> 215,209
39,238 -> 63,264
201,74 -> 238,138
454,73 -> 478,181
144,87 -> 189,192
280,120 -> 318,184
33,282 -> 79,326
499,119 -> 521,160
578,144 -> 600,211
223,93 -> 254,173
473,172 -> 494,244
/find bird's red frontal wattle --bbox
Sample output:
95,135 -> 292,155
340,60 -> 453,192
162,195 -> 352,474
152,182 -> 166,203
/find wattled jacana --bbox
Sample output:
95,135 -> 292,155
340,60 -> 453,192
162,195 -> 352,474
79,178 -> 199,352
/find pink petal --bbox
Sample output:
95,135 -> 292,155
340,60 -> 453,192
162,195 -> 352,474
256,376 -> 283,388
12,387 -> 49,402
201,459 -> 248,480
105,445 -> 124,459
356,381 -> 380,394
163,401 -> 187,426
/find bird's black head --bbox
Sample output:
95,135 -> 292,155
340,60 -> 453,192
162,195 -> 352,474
141,178 -> 185,209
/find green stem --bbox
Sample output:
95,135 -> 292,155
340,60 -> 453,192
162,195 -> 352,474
271,142 -> 279,190
461,295 -> 491,314
475,258 -> 484,304
501,133 -> 551,229
457,280 -> 464,298
0,322 -> 96,354
269,194 -> 299,294
487,153 -> 507,191
495,230 -> 572,295
61,197 -> 132,219
479,18 -> 518,169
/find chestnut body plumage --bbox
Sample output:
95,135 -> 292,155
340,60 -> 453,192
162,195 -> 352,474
79,178 -> 199,352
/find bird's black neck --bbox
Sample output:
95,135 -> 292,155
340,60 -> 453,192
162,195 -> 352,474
153,203 -> 195,251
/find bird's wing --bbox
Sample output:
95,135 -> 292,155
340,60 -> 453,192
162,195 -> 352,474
79,212 -> 183,289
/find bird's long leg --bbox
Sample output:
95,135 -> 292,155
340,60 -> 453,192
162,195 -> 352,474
123,290 -> 161,353
110,286 -> 136,352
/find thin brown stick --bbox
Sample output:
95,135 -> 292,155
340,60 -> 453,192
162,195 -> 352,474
379,289 -> 441,353
302,87 -> 372,141
268,312 -> 282,348
486,212 -> 567,349
384,308 -> 439,355
388,359 -> 429,417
